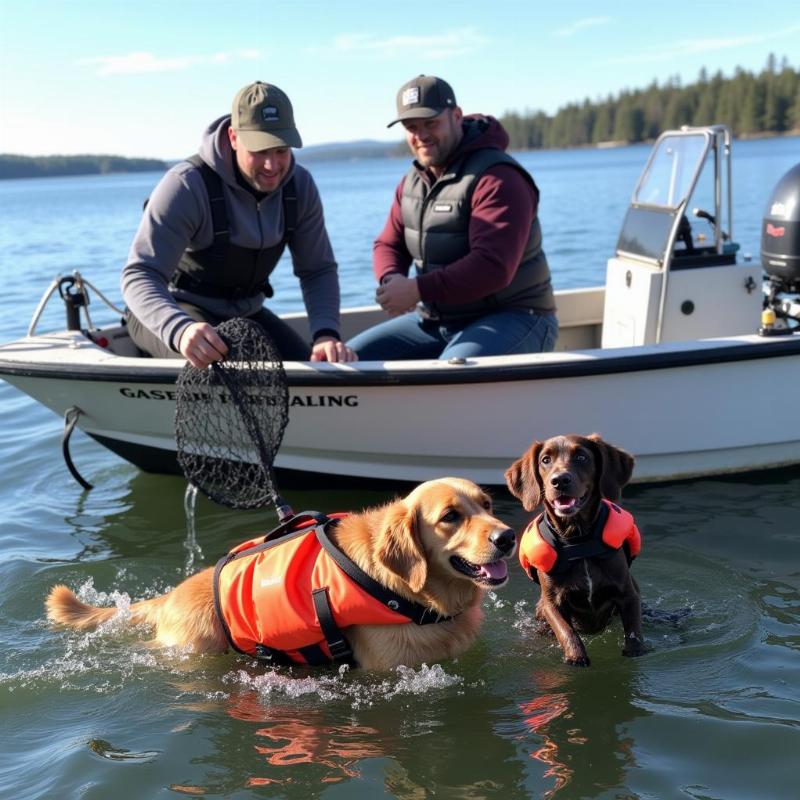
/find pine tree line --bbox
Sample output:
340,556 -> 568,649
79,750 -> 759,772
500,55 -> 800,150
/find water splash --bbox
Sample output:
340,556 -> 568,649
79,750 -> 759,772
226,661 -> 464,710
183,483 -> 203,574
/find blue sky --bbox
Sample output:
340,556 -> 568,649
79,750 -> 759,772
1,1 -> 798,159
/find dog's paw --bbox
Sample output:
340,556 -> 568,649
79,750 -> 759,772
564,653 -> 591,667
622,637 -> 650,658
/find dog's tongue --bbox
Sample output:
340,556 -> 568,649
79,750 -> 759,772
479,560 -> 508,580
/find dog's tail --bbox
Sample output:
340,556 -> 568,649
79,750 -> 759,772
45,585 -> 163,631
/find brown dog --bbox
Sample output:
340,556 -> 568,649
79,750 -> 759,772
505,434 -> 647,666
46,478 -> 516,671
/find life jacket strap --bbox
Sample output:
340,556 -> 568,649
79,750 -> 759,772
314,519 -> 451,625
212,550 -> 243,656
312,587 -> 356,666
536,503 -> 616,575
254,643 -> 295,666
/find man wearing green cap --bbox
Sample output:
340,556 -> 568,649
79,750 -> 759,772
122,81 -> 356,367
348,75 -> 557,360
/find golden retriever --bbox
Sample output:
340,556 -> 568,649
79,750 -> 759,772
46,478 -> 516,670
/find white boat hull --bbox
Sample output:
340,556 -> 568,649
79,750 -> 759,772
6,126 -> 797,487
3,317 -> 800,485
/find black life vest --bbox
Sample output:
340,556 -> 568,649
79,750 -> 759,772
169,154 -> 297,301
400,135 -> 554,322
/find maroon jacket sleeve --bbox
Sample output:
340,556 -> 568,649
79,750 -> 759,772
372,178 -> 412,283
415,165 -> 537,305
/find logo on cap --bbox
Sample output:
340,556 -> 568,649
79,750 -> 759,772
261,106 -> 280,123
402,87 -> 420,107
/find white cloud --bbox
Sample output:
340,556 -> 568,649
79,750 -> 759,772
607,24 -> 800,65
553,17 -> 610,37
318,27 -> 489,59
78,50 -> 262,76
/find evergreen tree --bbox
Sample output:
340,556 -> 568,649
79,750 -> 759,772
497,58 -> 797,150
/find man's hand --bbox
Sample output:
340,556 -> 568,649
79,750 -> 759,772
310,336 -> 358,363
375,274 -> 420,316
178,322 -> 228,369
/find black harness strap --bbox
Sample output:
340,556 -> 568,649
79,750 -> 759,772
212,550 -> 241,655
536,502 -> 635,579
281,175 -> 297,242
314,519 -> 451,625
254,644 -> 295,666
187,154 -> 229,244
169,154 -> 297,299
312,587 -> 356,666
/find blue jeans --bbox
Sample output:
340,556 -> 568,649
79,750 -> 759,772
347,309 -> 558,360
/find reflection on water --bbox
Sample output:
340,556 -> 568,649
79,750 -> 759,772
0,459 -> 797,798
232,700 -> 384,781
518,665 -> 646,799
0,461 -> 794,798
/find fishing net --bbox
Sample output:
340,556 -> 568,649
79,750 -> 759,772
175,317 -> 290,510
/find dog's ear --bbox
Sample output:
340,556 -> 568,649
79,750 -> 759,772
588,433 -> 635,501
504,441 -> 544,511
375,501 -> 427,594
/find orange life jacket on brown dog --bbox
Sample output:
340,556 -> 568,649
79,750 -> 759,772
519,500 -> 642,581
213,512 -> 449,667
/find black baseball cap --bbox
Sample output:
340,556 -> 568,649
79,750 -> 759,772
387,75 -> 457,127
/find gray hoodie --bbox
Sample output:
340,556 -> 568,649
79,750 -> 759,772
121,115 -> 340,352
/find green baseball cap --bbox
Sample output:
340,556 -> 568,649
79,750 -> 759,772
231,81 -> 303,149
387,75 -> 457,127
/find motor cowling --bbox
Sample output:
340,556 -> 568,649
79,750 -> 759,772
761,162 -> 800,291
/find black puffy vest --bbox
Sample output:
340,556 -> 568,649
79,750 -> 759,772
401,147 -> 554,322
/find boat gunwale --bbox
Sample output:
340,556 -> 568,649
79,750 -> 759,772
2,334 -> 800,386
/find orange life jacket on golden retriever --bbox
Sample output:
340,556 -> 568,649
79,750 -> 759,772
519,500 -> 642,580
213,512 -> 450,666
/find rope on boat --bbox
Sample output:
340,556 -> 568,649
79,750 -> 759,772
62,407 -> 93,491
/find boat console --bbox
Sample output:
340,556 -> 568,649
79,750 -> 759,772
601,125 -> 763,347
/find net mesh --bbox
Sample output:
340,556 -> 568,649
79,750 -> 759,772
175,317 -> 289,509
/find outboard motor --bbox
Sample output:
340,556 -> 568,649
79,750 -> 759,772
762,163 -> 800,330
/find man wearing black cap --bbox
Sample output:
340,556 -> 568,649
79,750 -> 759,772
122,81 -> 356,368
348,75 -> 557,360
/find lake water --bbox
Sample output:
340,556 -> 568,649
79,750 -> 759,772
1,136 -> 799,799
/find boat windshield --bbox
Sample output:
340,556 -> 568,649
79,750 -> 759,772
634,133 -> 708,209
616,130 -> 719,264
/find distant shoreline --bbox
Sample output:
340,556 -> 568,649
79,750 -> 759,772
0,154 -> 169,181
3,130 -> 798,180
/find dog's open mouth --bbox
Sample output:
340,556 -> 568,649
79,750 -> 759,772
551,492 -> 588,516
449,555 -> 508,586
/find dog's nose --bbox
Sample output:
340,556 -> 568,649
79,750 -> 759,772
490,528 -> 516,554
551,472 -> 572,490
